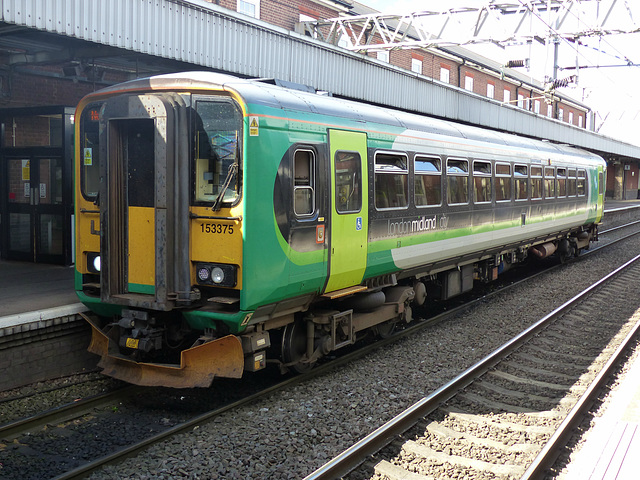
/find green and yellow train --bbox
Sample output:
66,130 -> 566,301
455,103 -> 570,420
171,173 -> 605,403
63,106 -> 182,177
75,72 -> 606,387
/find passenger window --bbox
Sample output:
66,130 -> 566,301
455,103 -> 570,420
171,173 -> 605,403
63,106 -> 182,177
568,168 -> 577,196
473,160 -> 492,204
495,163 -> 511,202
577,169 -> 587,196
194,99 -> 242,204
544,167 -> 556,198
447,158 -> 469,205
557,167 -> 567,197
294,149 -> 315,216
335,151 -> 362,213
531,166 -> 543,199
415,156 -> 441,207
514,164 -> 528,200
375,152 -> 408,209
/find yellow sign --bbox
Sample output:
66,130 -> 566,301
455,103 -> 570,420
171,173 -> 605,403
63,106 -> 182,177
22,159 -> 30,181
249,116 -> 259,136
84,148 -> 93,166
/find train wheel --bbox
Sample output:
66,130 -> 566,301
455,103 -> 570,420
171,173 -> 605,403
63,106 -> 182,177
373,320 -> 396,339
281,321 -> 314,373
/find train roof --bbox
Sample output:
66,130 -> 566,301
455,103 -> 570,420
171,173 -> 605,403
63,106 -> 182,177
88,71 -> 605,166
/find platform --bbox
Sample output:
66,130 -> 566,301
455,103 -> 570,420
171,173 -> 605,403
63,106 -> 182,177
561,348 -> 640,479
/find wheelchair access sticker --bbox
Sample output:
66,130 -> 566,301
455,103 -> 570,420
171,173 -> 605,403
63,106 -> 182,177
356,217 -> 363,231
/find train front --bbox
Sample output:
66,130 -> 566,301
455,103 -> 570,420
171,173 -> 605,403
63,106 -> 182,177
74,75 -> 251,388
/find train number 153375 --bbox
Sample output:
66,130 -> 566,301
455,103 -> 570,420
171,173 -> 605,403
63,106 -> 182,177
200,223 -> 234,234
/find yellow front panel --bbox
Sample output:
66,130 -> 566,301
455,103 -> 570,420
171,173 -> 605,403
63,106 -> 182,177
75,201 -> 101,273
128,206 -> 155,291
190,206 -> 243,289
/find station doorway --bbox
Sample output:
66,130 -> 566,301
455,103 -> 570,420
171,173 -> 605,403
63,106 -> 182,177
0,106 -> 74,265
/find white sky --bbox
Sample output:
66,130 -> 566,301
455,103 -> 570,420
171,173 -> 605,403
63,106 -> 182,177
359,0 -> 640,145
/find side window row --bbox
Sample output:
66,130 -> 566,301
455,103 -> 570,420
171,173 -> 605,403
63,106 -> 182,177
291,147 -> 588,218
374,153 -> 588,210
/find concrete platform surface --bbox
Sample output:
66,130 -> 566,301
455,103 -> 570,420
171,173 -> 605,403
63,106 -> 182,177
0,260 -> 78,318
562,349 -> 640,480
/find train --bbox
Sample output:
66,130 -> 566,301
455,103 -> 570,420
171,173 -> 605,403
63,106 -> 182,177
75,71 -> 606,388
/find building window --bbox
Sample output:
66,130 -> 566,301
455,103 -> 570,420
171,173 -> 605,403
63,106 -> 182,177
517,93 -> 524,108
487,83 -> 495,99
569,111 -> 574,124
503,89 -> 511,104
547,104 -> 553,117
440,66 -> 450,83
299,13 -> 317,38
558,108 -> 564,121
411,56 -> 423,74
377,50 -> 389,63
464,75 -> 474,92
578,115 -> 584,128
534,99 -> 541,114
238,0 -> 260,19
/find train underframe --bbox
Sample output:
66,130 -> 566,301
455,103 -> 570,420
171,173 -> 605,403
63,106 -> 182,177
85,224 -> 597,388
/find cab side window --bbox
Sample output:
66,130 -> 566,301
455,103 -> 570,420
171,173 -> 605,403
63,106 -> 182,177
294,149 -> 315,216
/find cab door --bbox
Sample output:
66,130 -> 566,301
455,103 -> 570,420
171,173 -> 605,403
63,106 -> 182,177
325,130 -> 368,293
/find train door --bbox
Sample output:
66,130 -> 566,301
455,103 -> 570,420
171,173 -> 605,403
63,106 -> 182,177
106,118 -> 157,296
325,130 -> 368,293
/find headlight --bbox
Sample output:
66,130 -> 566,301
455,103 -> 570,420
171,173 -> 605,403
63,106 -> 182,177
87,252 -> 101,273
195,263 -> 237,287
211,267 -> 225,284
197,267 -> 210,282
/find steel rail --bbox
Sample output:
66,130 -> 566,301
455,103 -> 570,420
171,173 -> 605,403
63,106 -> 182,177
521,307 -> 640,479
0,385 -> 139,441
303,252 -> 640,480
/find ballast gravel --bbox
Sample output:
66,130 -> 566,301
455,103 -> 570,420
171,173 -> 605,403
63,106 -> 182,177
79,230 -> 640,480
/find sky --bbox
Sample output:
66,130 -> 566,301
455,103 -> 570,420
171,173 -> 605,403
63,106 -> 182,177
356,0 -> 640,145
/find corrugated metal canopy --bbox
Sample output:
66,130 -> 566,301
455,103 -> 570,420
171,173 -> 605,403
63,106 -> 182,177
0,0 -> 638,160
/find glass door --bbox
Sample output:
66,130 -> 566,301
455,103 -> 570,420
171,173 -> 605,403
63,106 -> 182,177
5,156 -> 65,263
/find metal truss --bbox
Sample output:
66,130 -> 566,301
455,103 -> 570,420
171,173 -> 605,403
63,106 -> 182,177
301,0 -> 640,52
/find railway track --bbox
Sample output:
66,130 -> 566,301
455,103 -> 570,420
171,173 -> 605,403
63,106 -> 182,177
305,253 -> 640,480
2,219 -> 639,479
